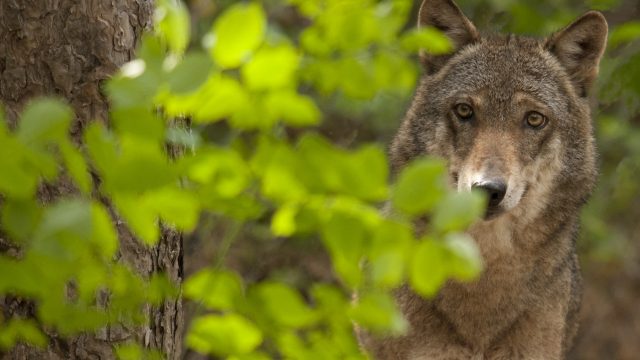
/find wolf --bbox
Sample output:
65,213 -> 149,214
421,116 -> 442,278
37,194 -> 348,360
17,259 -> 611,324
358,0 -> 608,359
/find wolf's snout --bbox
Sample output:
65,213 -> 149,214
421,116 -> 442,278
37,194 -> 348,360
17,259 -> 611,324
472,180 -> 507,208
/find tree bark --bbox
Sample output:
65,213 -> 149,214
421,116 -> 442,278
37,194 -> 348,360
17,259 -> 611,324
0,1 -> 183,359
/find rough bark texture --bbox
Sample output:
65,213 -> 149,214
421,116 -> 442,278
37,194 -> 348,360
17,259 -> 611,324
0,1 -> 183,359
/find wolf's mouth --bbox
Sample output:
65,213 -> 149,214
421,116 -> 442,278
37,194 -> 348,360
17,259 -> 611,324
483,206 -> 504,220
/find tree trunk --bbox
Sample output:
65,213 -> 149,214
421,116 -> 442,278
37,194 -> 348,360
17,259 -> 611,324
0,1 -> 183,359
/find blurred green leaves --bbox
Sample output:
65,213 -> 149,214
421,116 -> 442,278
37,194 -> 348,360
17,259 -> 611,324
609,21 -> 640,49
0,0 -> 510,358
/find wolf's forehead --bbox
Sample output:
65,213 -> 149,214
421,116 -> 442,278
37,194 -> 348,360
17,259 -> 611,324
441,42 -> 567,109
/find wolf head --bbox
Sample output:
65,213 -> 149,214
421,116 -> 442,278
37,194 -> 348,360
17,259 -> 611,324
391,0 -> 607,220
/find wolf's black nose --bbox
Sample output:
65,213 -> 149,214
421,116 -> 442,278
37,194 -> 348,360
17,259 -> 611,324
472,181 -> 507,207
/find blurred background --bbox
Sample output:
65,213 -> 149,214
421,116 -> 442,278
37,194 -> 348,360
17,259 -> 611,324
182,1 -> 640,359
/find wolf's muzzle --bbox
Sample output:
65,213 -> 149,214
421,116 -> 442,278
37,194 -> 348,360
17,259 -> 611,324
472,180 -> 507,209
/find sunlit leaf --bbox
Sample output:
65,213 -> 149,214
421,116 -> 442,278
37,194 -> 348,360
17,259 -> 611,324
444,233 -> 483,281
401,27 -> 453,54
369,220 -> 413,288
263,91 -> 321,126
187,314 -> 262,356
194,75 -> 249,123
210,3 -> 266,68
91,202 -> 118,258
59,140 -> 91,194
148,187 -> 200,232
17,98 -> 73,145
184,269 -> 244,310
392,158 -> 447,216
321,212 -> 367,287
431,191 -> 486,233
271,202 -> 299,236
410,238 -> 448,297
242,44 -> 300,90
349,292 -> 407,334
111,106 -> 165,142
166,51 -> 213,94
252,282 -> 317,328
155,0 -> 191,54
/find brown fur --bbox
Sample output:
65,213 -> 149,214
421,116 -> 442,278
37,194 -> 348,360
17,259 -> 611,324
358,0 -> 607,359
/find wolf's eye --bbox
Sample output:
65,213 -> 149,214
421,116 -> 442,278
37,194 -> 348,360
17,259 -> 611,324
525,111 -> 547,128
454,103 -> 474,120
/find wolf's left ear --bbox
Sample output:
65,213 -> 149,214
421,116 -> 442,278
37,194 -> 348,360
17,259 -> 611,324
546,11 -> 608,97
418,0 -> 479,74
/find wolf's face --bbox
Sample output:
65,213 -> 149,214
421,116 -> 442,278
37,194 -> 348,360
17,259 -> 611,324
392,0 -> 607,220
430,40 -> 576,217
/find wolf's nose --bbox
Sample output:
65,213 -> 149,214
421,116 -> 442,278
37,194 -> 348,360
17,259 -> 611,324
472,180 -> 507,207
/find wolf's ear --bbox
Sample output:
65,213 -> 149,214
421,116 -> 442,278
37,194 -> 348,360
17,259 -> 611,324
418,0 -> 479,74
545,11 -> 608,97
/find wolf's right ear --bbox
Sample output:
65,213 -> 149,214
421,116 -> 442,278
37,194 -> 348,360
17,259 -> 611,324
545,11 -> 608,97
418,0 -> 479,74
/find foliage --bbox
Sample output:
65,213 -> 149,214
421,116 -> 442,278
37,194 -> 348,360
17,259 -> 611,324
0,0 -> 639,358
0,0 -> 482,357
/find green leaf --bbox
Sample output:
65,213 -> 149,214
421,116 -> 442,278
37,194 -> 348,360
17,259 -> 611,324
0,135 -> 42,198
91,202 -> 118,258
401,27 -> 453,54
295,135 -> 388,200
84,122 -> 118,176
166,51 -> 213,94
210,3 -> 266,68
271,202 -> 299,236
187,314 -> 262,356
111,106 -> 165,142
186,147 -> 250,198
444,233 -> 483,281
409,238 -> 448,297
148,187 -> 200,232
38,301 -> 109,335
1,199 -> 42,243
0,319 -> 47,350
156,0 -> 191,54
106,61 -> 162,109
59,140 -> 91,194
431,191 -> 486,233
242,44 -> 300,90
106,136 -> 178,193
321,212 -> 367,287
115,344 -> 164,360
192,75 -> 249,123
263,91 -> 321,126
410,235 -> 483,298
343,145 -> 389,201
17,98 -> 73,146
34,199 -> 92,243
392,158 -> 447,215
368,220 -> 413,288
350,292 -> 407,335
252,282 -> 317,328
113,194 -> 159,245
184,270 -> 244,310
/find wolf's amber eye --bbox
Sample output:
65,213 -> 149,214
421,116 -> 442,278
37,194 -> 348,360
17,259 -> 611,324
525,111 -> 547,128
454,103 -> 474,120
